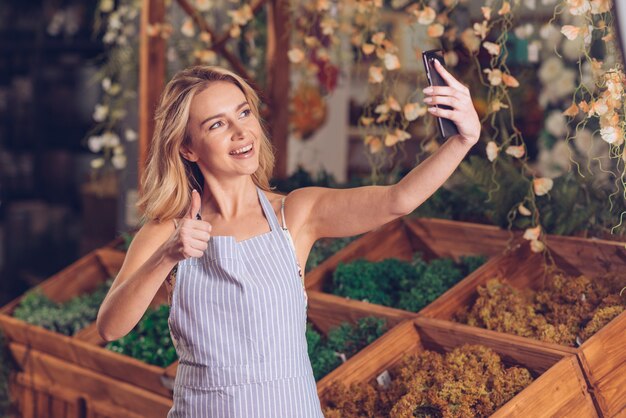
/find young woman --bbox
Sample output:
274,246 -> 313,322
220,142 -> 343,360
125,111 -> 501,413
96,62 -> 480,417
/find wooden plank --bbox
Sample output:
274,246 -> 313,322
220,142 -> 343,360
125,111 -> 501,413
139,0 -> 166,185
578,311 -> 626,417
94,248 -> 126,279
86,399 -> 145,418
10,343 -> 172,417
266,0 -> 290,178
14,372 -> 85,418
404,217 -> 515,260
0,316 -> 81,363
547,233 -> 626,278
307,290 -> 415,336
492,355 -> 598,417
66,337 -> 173,398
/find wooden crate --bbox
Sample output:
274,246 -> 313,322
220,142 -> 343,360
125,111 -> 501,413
578,310 -> 626,417
9,343 -> 172,418
303,217 -> 511,325
0,247 -> 126,363
85,399 -> 145,418
318,317 -> 599,417
419,235 -> 626,356
0,246 -> 175,398
10,372 -> 85,418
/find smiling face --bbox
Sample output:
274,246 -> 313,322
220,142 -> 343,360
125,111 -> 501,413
182,81 -> 263,178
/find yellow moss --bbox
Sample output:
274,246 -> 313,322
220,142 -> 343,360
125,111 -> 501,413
459,272 -> 626,346
323,344 -> 533,417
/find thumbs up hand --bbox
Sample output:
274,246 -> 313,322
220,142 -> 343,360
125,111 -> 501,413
165,189 -> 213,261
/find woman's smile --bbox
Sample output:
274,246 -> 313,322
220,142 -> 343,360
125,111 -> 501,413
229,142 -> 254,159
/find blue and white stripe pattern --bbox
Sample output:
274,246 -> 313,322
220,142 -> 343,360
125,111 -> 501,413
167,186 -> 323,417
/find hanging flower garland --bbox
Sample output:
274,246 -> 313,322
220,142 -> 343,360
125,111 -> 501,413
87,0 -> 141,181
87,0 -> 625,240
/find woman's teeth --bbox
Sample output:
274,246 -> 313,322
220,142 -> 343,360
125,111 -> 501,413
230,144 -> 252,155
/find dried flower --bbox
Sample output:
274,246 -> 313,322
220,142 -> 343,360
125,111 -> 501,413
561,25 -> 581,41
368,66 -> 384,83
562,102 -> 579,117
486,141 -> 499,161
384,53 -> 401,71
498,1 -> 511,15
288,48 -> 305,64
481,6 -> 492,20
483,68 -> 503,86
567,0 -> 591,15
483,41 -> 501,56
533,177 -> 554,196
505,145 -> 525,158
181,18 -> 195,37
523,225 -> 542,241
93,104 -> 109,122
365,135 -> 383,153
518,204 -> 532,216
228,4 -> 252,26
404,103 -> 427,121
362,43 -> 375,55
502,73 -> 520,88
427,23 -> 445,38
462,28 -> 481,52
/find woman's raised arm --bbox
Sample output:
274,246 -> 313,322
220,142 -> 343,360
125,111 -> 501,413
289,59 -> 480,241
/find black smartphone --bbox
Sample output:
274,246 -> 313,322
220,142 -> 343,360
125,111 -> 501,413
422,49 -> 460,140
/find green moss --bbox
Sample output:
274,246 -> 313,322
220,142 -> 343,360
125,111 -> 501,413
13,279 -> 113,336
106,304 -> 177,367
307,317 -> 387,381
331,253 -> 486,313
306,236 -> 359,272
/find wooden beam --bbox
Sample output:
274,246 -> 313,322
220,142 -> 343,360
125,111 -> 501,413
266,0 -> 290,179
138,0 -> 166,188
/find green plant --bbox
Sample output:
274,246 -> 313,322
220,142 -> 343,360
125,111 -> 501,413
307,316 -> 387,381
13,279 -> 113,336
306,236 -> 360,272
330,254 -> 486,313
106,304 -> 177,367
118,231 -> 135,251
0,331 -> 13,417
330,258 -> 417,306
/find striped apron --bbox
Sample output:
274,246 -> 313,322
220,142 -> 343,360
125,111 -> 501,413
167,186 -> 324,417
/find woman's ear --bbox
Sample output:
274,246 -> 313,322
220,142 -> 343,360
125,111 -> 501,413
180,144 -> 198,162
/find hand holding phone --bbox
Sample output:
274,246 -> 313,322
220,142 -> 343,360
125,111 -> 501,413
422,49 -> 460,140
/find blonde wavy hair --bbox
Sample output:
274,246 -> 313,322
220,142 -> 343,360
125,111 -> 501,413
137,66 -> 275,222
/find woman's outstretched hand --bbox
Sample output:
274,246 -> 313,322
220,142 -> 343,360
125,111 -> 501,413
423,59 -> 481,146
164,189 -> 212,261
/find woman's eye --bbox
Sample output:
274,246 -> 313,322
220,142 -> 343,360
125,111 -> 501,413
240,108 -> 251,118
209,121 -> 223,130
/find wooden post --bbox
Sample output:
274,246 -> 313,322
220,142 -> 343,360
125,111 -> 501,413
138,0 -> 166,188
266,0 -> 290,179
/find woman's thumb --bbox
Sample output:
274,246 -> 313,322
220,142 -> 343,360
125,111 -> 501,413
186,190 -> 201,220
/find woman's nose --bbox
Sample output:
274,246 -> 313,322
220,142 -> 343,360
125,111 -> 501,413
230,120 -> 246,139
